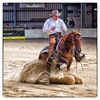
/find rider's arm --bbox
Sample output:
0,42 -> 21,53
60,20 -> 67,34
42,20 -> 51,32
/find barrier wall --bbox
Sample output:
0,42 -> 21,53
25,28 -> 97,39
3,28 -> 97,39
25,29 -> 48,38
3,28 -> 25,40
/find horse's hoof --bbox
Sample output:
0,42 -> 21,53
56,64 -> 61,69
81,54 -> 85,58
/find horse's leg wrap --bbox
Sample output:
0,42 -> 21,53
59,63 -> 67,69
58,55 -> 69,70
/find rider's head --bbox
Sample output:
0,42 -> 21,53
52,15 -> 58,21
49,10 -> 61,21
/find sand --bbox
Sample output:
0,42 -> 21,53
3,39 -> 97,97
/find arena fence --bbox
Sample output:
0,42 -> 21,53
24,28 -> 97,39
3,27 -> 25,40
3,28 -> 97,40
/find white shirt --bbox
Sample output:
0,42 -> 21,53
43,17 -> 67,35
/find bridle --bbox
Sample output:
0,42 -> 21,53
73,33 -> 81,51
73,33 -> 84,71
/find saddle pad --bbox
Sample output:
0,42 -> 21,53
41,38 -> 61,53
41,45 -> 49,53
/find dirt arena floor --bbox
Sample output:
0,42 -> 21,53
3,39 -> 97,97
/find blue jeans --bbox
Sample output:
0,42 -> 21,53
69,26 -> 74,28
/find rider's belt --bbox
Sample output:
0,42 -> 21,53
50,32 -> 61,36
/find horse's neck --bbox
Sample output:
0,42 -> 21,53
63,34 -> 74,49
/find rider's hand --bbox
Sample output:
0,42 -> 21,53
51,26 -> 56,30
62,29 -> 66,35
62,29 -> 66,32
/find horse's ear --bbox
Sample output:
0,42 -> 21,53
78,28 -> 80,32
71,30 -> 73,33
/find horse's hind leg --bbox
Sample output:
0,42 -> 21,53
67,58 -> 73,71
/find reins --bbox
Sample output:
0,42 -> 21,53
75,52 -> 84,71
73,33 -> 83,71
69,31 -> 84,71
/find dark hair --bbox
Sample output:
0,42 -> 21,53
6,24 -> 9,26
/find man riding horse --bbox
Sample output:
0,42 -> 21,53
43,10 -> 67,62
42,10 -> 85,70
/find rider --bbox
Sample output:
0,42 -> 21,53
43,10 -> 67,62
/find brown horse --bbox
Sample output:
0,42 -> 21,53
39,29 -> 85,71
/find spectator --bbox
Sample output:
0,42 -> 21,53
6,24 -> 9,27
24,24 -> 29,29
32,25 -> 37,29
16,24 -> 19,27
69,18 -> 75,28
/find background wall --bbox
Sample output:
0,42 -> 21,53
25,28 -> 97,39
3,3 -> 97,28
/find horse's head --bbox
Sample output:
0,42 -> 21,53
73,29 -> 82,53
62,29 -> 82,52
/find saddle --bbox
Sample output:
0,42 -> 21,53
41,35 -> 62,54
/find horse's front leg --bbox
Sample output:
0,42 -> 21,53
74,50 -> 85,62
67,58 -> 73,71
57,54 -> 69,70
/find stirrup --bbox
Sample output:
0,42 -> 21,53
46,57 -> 53,62
46,57 -> 53,64
48,57 -> 53,62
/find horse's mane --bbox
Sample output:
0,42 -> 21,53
61,30 -> 81,42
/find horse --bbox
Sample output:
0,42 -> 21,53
39,29 -> 85,71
